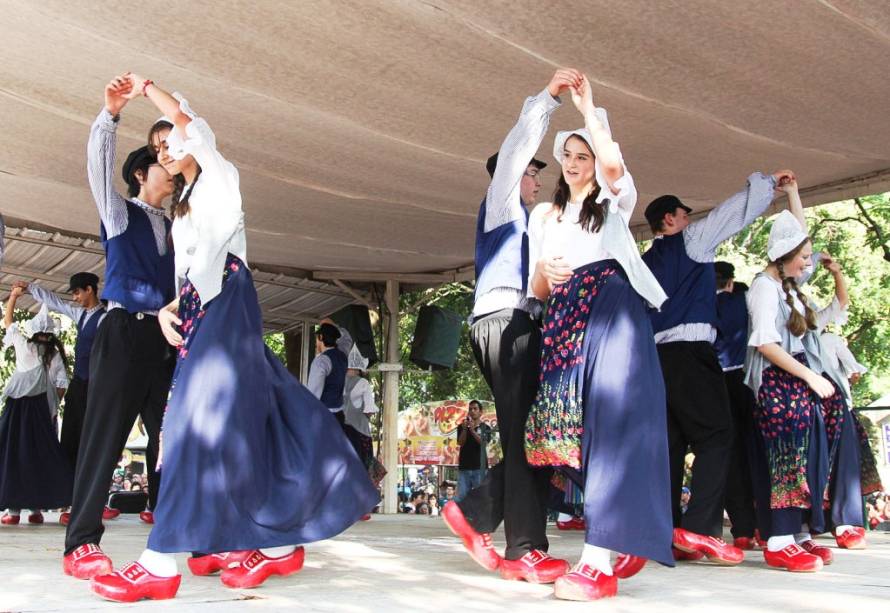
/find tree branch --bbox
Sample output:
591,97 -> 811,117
853,198 -> 890,262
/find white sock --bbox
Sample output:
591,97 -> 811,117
835,524 -> 853,535
579,544 -> 613,576
7,509 -> 20,516
767,535 -> 795,552
794,532 -> 813,544
137,549 -> 179,577
259,545 -> 297,558
557,513 -> 573,522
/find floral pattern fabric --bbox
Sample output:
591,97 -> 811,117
756,356 -> 827,509
525,262 -> 618,469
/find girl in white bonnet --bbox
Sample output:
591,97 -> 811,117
0,288 -> 72,525
744,176 -> 872,573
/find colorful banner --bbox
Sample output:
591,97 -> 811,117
399,399 -> 501,466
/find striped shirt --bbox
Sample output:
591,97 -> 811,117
654,172 -> 777,344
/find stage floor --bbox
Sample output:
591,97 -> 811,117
2,513 -> 888,612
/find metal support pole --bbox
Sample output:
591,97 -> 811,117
381,280 -> 400,513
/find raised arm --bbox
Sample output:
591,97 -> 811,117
3,285 -> 22,329
814,254 -> 849,329
484,69 -> 577,232
571,75 -> 624,191
26,282 -> 81,322
87,76 -> 134,236
684,170 -> 793,262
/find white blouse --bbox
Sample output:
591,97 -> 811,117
2,323 -> 68,415
343,375 -> 379,438
528,165 -> 635,273
167,96 -> 248,305
746,274 -> 845,350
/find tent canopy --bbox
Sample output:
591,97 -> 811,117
2,0 -> 889,287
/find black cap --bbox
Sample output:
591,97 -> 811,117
68,272 -> 99,292
713,261 -> 735,280
121,146 -> 157,185
644,195 -> 692,229
486,152 -> 547,178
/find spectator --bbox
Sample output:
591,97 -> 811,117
680,487 -> 691,515
416,502 -> 431,516
130,483 -> 144,492
455,400 -> 492,502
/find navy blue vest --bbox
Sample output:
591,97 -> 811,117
642,233 -> 718,334
100,201 -> 175,313
320,347 -> 347,409
73,308 -> 105,381
714,286 -> 749,369
474,198 -> 529,302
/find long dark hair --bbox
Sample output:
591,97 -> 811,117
28,333 -> 69,373
773,238 -> 817,337
551,136 -> 605,233
147,121 -> 202,219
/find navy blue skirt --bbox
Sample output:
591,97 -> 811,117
529,260 -> 673,565
0,394 -> 73,509
147,256 -> 379,553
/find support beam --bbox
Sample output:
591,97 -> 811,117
380,280 -> 400,514
299,319 -> 312,384
314,269 -> 472,285
330,279 -> 372,306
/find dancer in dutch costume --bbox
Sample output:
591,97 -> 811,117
442,69 -> 581,584
744,178 -> 852,571
524,74 -> 673,601
0,292 -> 72,525
89,75 -> 378,602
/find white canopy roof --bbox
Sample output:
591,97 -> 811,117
2,0 -> 889,285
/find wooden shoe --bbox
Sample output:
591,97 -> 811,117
613,554 -> 647,579
187,551 -> 252,576
499,550 -> 570,584
220,548 -> 305,589
63,544 -> 113,580
835,529 -> 866,550
553,563 -> 618,601
441,501 -> 502,571
763,544 -> 823,572
799,539 -> 833,565
673,528 -> 744,565
1,513 -> 20,525
90,562 -> 181,602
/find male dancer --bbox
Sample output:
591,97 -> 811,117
15,274 -> 122,524
713,261 -> 758,550
641,170 -> 793,564
307,321 -> 353,424
63,76 -> 176,579
442,69 -> 584,584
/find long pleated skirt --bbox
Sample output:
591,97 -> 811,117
147,255 -> 379,553
0,393 -> 73,510
525,260 -> 673,565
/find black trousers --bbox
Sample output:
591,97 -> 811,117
658,341 -> 733,537
459,309 -> 552,561
60,376 -> 89,469
64,310 -> 174,554
723,368 -> 757,538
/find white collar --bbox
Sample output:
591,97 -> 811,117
129,198 -> 167,218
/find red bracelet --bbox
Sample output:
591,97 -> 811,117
141,79 -> 154,97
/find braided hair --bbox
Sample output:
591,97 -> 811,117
774,238 -> 817,337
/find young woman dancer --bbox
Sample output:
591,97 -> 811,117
89,74 -> 378,602
525,75 -> 672,601
0,294 -> 72,525
744,178 -> 857,571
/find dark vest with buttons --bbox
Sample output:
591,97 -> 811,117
642,233 -> 717,335
473,198 -> 529,306
99,201 -> 175,313
714,286 -> 749,369
73,307 -> 105,381
320,347 -> 348,409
